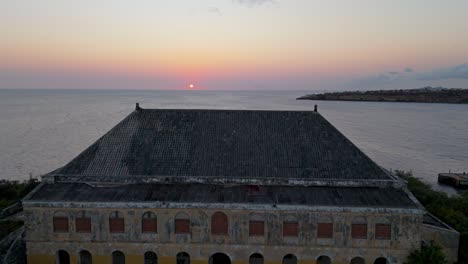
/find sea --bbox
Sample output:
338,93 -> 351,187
0,89 -> 467,194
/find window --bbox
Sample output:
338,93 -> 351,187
209,253 -> 230,264
374,257 -> 388,264
351,224 -> 367,239
316,256 -> 331,264
79,250 -> 92,264
142,212 -> 157,233
76,211 -> 91,233
249,253 -> 264,264
317,223 -> 333,238
53,211 -> 69,233
109,211 -> 124,233
211,212 -> 228,235
350,257 -> 365,264
175,219 -> 190,234
112,251 -> 125,264
176,252 -> 190,264
375,224 -> 391,240
249,221 -> 264,236
282,222 -> 298,237
144,251 -> 157,264
282,254 -> 297,264
56,250 -> 70,264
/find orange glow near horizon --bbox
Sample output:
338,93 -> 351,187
2,1 -> 468,90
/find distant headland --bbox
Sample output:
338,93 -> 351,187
297,87 -> 468,104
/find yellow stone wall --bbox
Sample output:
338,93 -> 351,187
22,206 -> 457,263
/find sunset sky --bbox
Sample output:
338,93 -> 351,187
1,0 -> 468,90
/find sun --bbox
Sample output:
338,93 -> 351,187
189,84 -> 194,89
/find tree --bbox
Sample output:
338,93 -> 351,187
404,241 -> 448,264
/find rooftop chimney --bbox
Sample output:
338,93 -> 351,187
136,103 -> 142,111
314,105 -> 318,112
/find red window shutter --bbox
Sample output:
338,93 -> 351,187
211,213 -> 228,235
351,224 -> 367,239
53,217 -> 69,232
375,224 -> 391,240
76,218 -> 91,233
317,223 -> 333,238
109,218 -> 125,233
175,219 -> 190,234
142,218 -> 157,233
283,222 -> 298,237
249,221 -> 265,236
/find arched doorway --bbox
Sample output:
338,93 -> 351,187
56,250 -> 70,264
282,254 -> 297,264
351,257 -> 365,264
144,251 -> 158,264
249,253 -> 264,264
112,251 -> 125,264
317,255 -> 331,264
374,257 -> 388,264
209,253 -> 231,264
79,250 -> 92,264
176,252 -> 190,264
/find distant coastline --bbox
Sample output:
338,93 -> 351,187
297,87 -> 468,104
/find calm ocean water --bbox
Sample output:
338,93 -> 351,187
0,89 -> 467,193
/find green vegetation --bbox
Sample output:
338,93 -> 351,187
0,179 -> 39,241
0,220 -> 23,240
396,170 -> 468,263
404,241 -> 448,264
0,178 -> 39,210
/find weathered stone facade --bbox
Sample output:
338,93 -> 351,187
23,206 -> 420,263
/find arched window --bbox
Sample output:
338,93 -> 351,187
375,224 -> 391,240
282,215 -> 298,237
142,212 -> 157,233
249,253 -> 264,264
176,252 -> 190,264
249,213 -> 265,237
351,257 -> 365,264
209,253 -> 231,264
282,254 -> 297,264
374,257 -> 388,264
53,211 -> 69,233
109,211 -> 124,233
76,211 -> 91,233
144,251 -> 158,264
317,216 -> 333,239
317,255 -> 331,264
79,250 -> 92,264
175,212 -> 190,234
112,251 -> 125,264
56,250 -> 70,264
211,212 -> 228,235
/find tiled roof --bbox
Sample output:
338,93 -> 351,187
54,108 -> 391,181
27,183 -> 417,208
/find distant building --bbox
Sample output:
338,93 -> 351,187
23,105 -> 459,264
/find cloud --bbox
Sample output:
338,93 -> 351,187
232,0 -> 274,7
207,7 -> 222,15
350,63 -> 468,89
417,64 -> 468,80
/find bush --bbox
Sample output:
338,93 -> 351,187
0,178 -> 39,210
404,241 -> 447,264
396,170 -> 468,263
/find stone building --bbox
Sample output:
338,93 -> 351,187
23,105 -> 459,264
